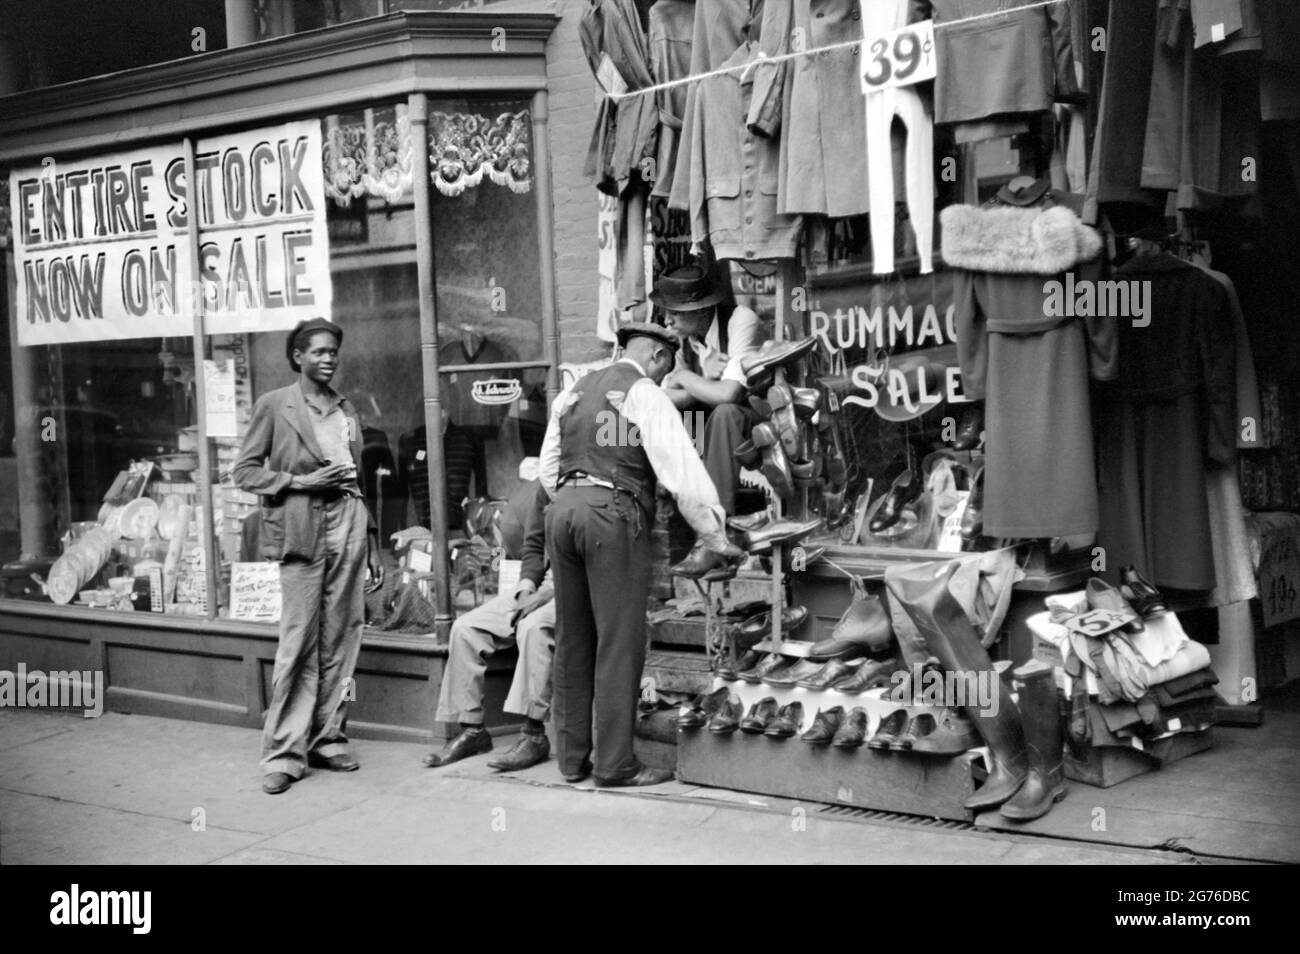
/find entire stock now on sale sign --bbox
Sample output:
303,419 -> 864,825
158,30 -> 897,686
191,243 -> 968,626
7,119 -> 331,346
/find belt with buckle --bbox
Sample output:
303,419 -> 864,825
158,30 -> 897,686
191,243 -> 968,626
560,473 -> 616,491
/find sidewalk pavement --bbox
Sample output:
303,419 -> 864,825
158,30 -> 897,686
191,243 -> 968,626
0,708 -> 1228,865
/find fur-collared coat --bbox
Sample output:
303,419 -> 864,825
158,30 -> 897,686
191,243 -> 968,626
941,202 -> 1117,538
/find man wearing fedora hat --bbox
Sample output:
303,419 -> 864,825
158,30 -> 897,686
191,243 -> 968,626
652,264 -> 765,515
539,321 -> 742,786
234,317 -> 384,795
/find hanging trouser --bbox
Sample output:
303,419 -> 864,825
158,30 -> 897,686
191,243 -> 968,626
864,84 -> 934,275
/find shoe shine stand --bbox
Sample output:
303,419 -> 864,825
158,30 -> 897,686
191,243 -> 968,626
676,263 -> 979,823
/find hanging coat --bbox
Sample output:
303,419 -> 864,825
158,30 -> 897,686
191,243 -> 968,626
1095,252 -> 1236,592
941,195 -> 1117,539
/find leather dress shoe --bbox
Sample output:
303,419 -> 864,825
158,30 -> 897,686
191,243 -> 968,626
262,772 -> 295,795
750,420 -> 778,448
869,468 -> 922,534
734,439 -> 761,469
892,714 -> 923,751
831,707 -> 869,748
748,394 -> 773,419
487,732 -> 551,771
960,466 -> 985,540
719,649 -> 762,681
808,592 -> 895,660
594,766 -> 675,787
741,336 -> 818,383
741,516 -> 823,553
738,605 -> 808,640
952,405 -> 984,451
728,511 -> 770,534
737,652 -> 789,684
768,383 -> 801,455
422,726 -> 493,767
763,658 -> 825,688
562,759 -> 594,783
800,706 -> 845,744
792,386 -> 821,420
1085,578 -> 1144,632
308,752 -> 359,772
797,657 -> 860,690
677,686 -> 730,729
760,436 -> 795,499
707,693 -> 745,734
867,709 -> 909,749
828,657 -> 901,694
1120,564 -> 1167,618
765,702 -> 805,738
762,544 -> 824,575
670,541 -> 743,580
910,707 -> 980,756
739,697 -> 780,734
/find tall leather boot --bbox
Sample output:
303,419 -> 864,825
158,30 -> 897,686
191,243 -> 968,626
887,563 -> 1029,811
1000,664 -> 1068,821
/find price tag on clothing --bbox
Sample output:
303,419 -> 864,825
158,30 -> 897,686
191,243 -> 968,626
1064,608 -> 1137,638
860,20 -> 937,93
595,53 -> 629,99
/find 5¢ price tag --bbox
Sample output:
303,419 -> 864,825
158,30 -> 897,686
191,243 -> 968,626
1065,608 -> 1137,638
860,20 -> 937,93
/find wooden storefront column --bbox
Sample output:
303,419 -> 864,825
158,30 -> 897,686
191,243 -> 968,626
531,90 -> 561,402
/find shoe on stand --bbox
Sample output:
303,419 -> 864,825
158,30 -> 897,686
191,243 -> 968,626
951,404 -> 984,450
764,702 -> 805,738
830,707 -> 869,748
796,657 -> 860,690
827,657 -> 901,694
737,652 -> 789,684
1120,564 -> 1168,618
707,693 -> 746,735
869,467 -> 922,534
677,686 -> 731,730
718,649 -> 762,682
740,697 -> 781,734
867,709 -> 909,749
800,706 -> 845,743
910,707 -> 980,756
808,584 -> 895,660
960,466 -> 985,541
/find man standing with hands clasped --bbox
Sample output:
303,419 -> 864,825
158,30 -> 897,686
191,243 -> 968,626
234,317 -> 384,795
540,322 -> 742,787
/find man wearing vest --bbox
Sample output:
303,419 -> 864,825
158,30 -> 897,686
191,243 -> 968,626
539,323 -> 742,786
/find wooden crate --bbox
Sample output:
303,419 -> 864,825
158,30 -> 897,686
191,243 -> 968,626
1065,729 -> 1214,788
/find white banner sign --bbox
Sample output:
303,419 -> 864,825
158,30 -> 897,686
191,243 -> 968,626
9,119 -> 331,346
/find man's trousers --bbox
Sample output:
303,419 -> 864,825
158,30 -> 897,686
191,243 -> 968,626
262,495 -> 367,778
546,485 -> 652,781
434,591 -> 556,725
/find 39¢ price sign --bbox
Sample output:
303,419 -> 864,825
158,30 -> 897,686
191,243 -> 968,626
860,20 -> 937,93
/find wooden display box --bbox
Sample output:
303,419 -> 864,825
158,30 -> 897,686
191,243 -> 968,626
1065,729 -> 1214,788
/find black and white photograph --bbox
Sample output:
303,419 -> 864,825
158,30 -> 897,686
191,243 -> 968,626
0,0 -> 1296,896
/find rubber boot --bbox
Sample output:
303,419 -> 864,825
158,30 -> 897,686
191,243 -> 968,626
887,562 -> 1029,811
1000,665 -> 1068,821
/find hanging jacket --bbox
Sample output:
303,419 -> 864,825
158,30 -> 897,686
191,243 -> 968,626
648,0 -> 698,198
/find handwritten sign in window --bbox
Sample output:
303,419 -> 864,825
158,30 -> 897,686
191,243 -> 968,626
230,562 -> 283,623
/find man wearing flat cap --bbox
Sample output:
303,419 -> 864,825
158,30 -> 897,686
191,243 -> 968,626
234,317 -> 384,795
539,321 -> 742,786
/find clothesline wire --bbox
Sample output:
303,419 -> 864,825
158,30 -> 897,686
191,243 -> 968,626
605,0 -> 1067,103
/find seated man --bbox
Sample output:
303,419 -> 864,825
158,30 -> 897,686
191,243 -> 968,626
654,264 -> 764,516
422,478 -> 555,771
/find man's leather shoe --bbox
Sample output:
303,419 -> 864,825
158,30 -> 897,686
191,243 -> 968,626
765,701 -> 805,738
670,541 -> 742,580
828,656 -> 901,694
262,772 -> 295,795
727,511 -> 770,533
750,420 -> 779,448
738,605 -> 808,639
749,394 -> 773,418
792,386 -> 821,420
910,707 -> 980,756
562,759 -> 594,783
308,752 -> 359,772
487,732 -> 551,771
768,383 -> 801,455
952,405 -> 984,451
831,707 -> 869,748
892,713 -> 924,751
718,649 -> 762,681
707,693 -> 745,734
1085,578 -> 1144,632
797,657 -> 860,690
763,658 -> 824,688
677,686 -> 730,729
594,766 -> 675,787
740,697 -> 780,734
1120,564 -> 1167,618
741,336 -> 818,383
734,439 -> 761,468
762,544 -> 824,575
760,437 -> 795,499
960,466 -> 985,540
800,706 -> 845,744
869,467 -> 922,534
867,709 -> 909,749
422,726 -> 492,767
737,652 -> 789,684
741,516 -> 823,552
808,591 -> 894,659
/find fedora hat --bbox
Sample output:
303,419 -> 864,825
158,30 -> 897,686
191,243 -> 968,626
873,353 -> 949,423
649,264 -> 728,312
615,321 -> 681,352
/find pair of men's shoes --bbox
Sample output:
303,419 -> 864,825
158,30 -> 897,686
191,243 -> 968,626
868,707 -> 978,755
796,656 -> 900,693
678,687 -> 730,729
262,751 -> 360,794
737,697 -> 805,737
425,726 -> 552,772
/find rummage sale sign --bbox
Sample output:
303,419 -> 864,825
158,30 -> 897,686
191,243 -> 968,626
8,119 -> 331,346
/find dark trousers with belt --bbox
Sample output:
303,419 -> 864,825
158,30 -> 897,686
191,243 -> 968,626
545,484 -> 652,781
702,403 -> 762,515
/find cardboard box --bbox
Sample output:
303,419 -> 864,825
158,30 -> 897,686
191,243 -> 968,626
1065,728 -> 1214,788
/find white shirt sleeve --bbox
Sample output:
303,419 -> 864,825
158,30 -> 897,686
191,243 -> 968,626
721,304 -> 766,386
622,376 -> 729,548
538,382 -> 575,498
